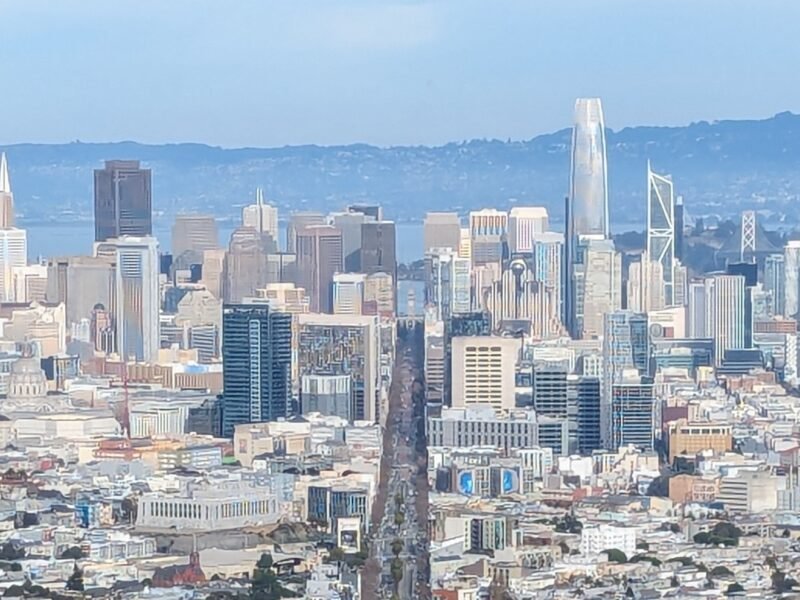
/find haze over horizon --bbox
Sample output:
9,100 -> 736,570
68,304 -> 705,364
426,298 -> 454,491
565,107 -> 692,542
2,0 -> 799,148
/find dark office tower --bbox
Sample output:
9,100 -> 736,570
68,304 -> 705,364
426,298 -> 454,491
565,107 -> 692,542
727,262 -> 758,348
674,196 -> 684,263
296,225 -> 343,313
348,204 -> 383,221
287,212 -> 325,254
610,376 -> 655,451
221,303 -> 292,437
443,311 -> 492,405
574,376 -> 602,454
360,220 -> 397,279
764,254 -> 785,316
94,160 -> 152,242
532,366 -> 568,418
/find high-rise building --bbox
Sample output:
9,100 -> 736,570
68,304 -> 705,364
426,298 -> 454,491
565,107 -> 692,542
0,153 -> 15,228
221,302 -> 292,436
486,257 -> 557,338
674,196 -> 685,264
572,375 -> 602,454
706,273 -> 746,365
0,229 -> 26,303
223,227 -> 277,303
578,239 -> 622,339
626,252 -> 665,313
783,242 -> 800,319
360,221 -> 397,282
569,99 -> 609,240
333,272 -> 365,315
113,236 -> 160,362
451,336 -> 518,415
444,311 -> 492,405
602,311 -> 650,446
348,204 -> 382,221
647,163 -> 675,305
297,313 -> 380,422
242,188 -> 279,242
329,211 -> 374,272
425,247 -> 471,322
363,272 -> 394,317
47,256 -> 114,326
765,254 -> 786,317
287,212 -> 325,254
532,233 -> 564,329
295,225 -> 343,314
94,160 -> 152,242
508,207 -> 548,254
533,365 -> 568,418
300,375 -> 352,421
610,373 -> 655,451
469,209 -> 508,268
423,212 -> 461,255
12,264 -> 47,303
172,214 -> 219,258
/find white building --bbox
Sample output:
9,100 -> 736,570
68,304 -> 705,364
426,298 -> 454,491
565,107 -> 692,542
580,524 -> 637,558
706,274 -> 746,365
12,264 -> 47,303
784,241 -> 800,319
508,206 -> 548,254
426,247 -> 471,321
113,236 -> 160,362
580,239 -> 622,339
451,336 -> 518,414
332,272 -> 365,315
0,228 -> 27,303
242,188 -> 279,241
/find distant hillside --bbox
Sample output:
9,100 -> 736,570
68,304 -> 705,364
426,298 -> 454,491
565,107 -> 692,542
3,111 -> 800,229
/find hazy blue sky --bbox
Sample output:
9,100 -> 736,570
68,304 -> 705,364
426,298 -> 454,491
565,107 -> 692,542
1,0 -> 798,147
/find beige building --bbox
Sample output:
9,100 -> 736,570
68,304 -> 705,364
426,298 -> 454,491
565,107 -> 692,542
451,336 -> 518,414
363,272 -> 394,317
668,473 -> 720,504
172,214 -> 219,257
0,301 -> 67,355
668,419 -> 732,462
46,255 -> 114,326
423,212 -> 461,255
233,422 -> 311,467
12,264 -> 47,303
201,248 -> 226,299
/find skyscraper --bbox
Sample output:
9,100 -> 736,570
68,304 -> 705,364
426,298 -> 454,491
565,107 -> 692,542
610,373 -> 655,451
566,98 -> 610,336
360,220 -> 397,282
223,227 -> 277,303
451,336 -> 518,415
707,273 -> 746,365
444,311 -> 492,406
423,212 -> 461,255
297,313 -> 380,423
287,212 -> 325,254
221,302 -> 292,436
626,252 -> 665,313
296,225 -> 343,313
113,236 -> 160,362
425,247 -> 471,322
569,99 -> 609,239
242,188 -> 279,242
0,229 -> 27,303
674,195 -> 685,263
172,214 -> 219,258
94,160 -> 152,242
764,253 -> 786,317
532,232 -> 564,332
647,163 -> 675,305
469,209 -> 508,267
508,207 -> 548,254
329,211 -> 374,272
333,272 -> 366,315
0,153 -> 14,228
784,241 -> 800,319
579,239 -> 622,339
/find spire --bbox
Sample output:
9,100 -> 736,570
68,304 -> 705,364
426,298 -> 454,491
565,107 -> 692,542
256,187 -> 264,206
0,153 -> 10,194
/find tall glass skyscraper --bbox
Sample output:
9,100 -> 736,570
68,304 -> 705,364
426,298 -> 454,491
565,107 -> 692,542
566,98 -> 610,336
221,302 -> 292,437
647,163 -> 675,305
569,98 -> 609,239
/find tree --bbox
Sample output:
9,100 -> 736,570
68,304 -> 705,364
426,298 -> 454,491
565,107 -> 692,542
59,546 -> 85,560
726,582 -> 744,596
711,566 -> 734,578
390,539 -> 403,557
635,541 -> 649,551
604,549 -> 627,564
250,552 -> 296,599
66,564 -> 85,592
